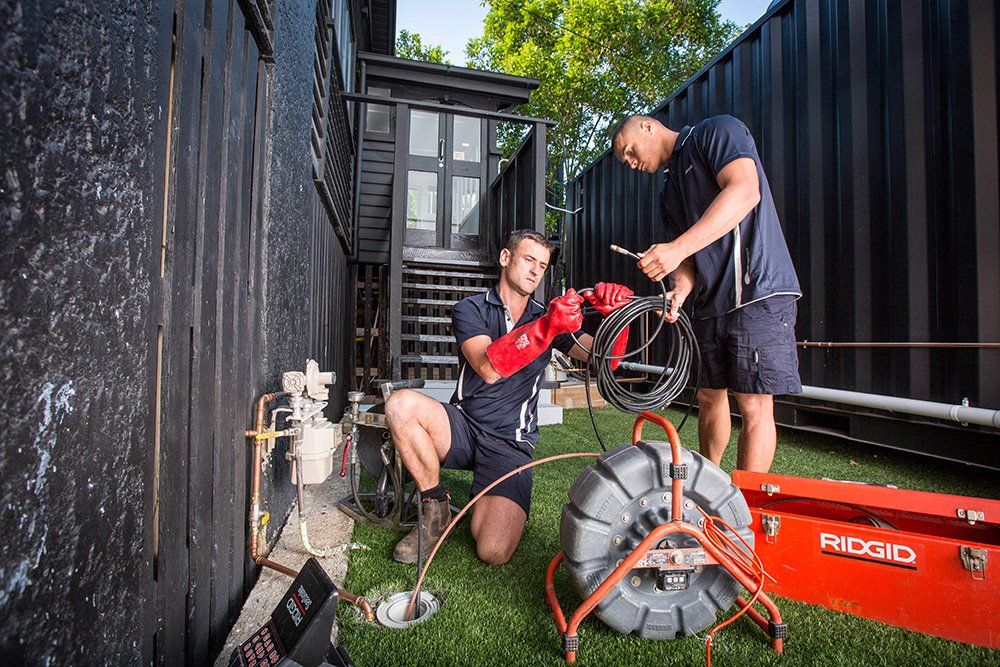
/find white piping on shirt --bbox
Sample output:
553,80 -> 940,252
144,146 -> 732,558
733,224 -> 744,307
516,373 -> 541,445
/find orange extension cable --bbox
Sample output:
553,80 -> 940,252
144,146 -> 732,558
405,451 -> 602,621
404,410 -> 777,667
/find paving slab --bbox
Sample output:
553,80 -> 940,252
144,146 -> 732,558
215,472 -> 360,665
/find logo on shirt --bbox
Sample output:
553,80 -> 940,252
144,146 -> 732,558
515,333 -> 530,350
685,165 -> 694,174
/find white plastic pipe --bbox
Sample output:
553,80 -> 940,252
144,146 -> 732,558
625,362 -> 1000,429
797,385 -> 1000,429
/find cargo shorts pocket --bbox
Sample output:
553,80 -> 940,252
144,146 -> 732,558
754,343 -> 800,394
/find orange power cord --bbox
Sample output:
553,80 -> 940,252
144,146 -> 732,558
404,411 -> 779,667
404,451 -> 601,621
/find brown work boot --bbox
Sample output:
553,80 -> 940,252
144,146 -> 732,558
392,498 -> 452,564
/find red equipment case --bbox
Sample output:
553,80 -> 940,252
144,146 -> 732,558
733,471 -> 1000,648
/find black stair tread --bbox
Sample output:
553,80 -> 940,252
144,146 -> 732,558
401,315 -> 451,324
405,256 -> 493,268
404,268 -> 497,280
402,282 -> 487,293
404,298 -> 456,306
402,334 -> 456,342
400,354 -> 459,364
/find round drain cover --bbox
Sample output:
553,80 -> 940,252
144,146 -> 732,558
375,591 -> 440,629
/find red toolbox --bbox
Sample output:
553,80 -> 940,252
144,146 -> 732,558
733,471 -> 1000,648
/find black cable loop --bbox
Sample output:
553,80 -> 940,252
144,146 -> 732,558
564,247 -> 703,450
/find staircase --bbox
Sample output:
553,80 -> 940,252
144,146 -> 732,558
399,258 -> 498,380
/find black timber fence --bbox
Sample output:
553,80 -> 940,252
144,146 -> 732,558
564,0 -> 999,464
1,0 -> 359,664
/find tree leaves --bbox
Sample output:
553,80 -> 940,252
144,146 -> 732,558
466,0 -> 740,181
396,29 -> 452,64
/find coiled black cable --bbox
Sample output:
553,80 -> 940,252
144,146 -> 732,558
568,246 -> 702,450
589,294 -> 698,413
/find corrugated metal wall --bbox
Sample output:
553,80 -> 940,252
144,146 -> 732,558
566,0 -> 999,411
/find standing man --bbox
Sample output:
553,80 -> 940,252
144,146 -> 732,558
612,114 -> 801,473
384,229 -> 632,565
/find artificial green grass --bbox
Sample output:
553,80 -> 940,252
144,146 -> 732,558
338,407 -> 999,666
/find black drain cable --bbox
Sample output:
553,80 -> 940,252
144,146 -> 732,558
570,245 -> 702,450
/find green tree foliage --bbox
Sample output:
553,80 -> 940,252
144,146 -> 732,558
396,29 -> 451,64
467,0 -> 740,181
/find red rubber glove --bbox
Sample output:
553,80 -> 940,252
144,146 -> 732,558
583,282 -> 633,371
486,289 -> 585,378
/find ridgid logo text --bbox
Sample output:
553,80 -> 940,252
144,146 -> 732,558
819,532 -> 918,568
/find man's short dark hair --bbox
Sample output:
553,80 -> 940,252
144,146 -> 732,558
505,228 -> 554,257
611,114 -> 654,143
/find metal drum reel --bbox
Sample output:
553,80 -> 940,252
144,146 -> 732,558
338,379 -> 461,532
560,440 -> 754,638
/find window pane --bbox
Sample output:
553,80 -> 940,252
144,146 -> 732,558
407,171 -> 438,231
451,177 -> 480,236
366,86 -> 390,133
409,110 -> 439,157
452,116 -> 481,162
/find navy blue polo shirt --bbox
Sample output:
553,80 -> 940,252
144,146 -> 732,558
659,115 -> 801,319
449,285 -> 579,450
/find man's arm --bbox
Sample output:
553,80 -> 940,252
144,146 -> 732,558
662,258 -> 696,323
459,336 -> 503,384
565,333 -> 592,363
638,157 -> 761,282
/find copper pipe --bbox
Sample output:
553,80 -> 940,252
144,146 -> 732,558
250,557 -> 373,621
338,587 -> 375,622
798,341 -> 1000,349
245,391 -> 375,621
254,555 -> 297,578
248,392 -> 285,561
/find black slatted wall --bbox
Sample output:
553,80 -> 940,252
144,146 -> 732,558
0,0 -> 361,663
357,135 -> 396,263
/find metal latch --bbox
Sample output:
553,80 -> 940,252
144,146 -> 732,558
957,508 -> 985,525
959,546 -> 987,581
760,483 -> 780,496
761,514 -> 781,543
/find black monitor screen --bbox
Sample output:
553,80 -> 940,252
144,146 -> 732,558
269,559 -> 335,649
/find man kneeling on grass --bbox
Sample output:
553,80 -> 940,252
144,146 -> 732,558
384,229 -> 633,565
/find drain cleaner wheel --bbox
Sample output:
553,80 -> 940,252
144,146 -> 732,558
560,440 -> 754,639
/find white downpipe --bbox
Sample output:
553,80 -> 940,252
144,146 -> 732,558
797,385 -> 1000,430
622,360 -> 1000,429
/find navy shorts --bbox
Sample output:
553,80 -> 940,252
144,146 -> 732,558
440,402 -> 533,517
692,295 -> 802,395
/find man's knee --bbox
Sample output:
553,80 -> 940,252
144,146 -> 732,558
734,392 -> 773,422
697,387 -> 728,407
384,389 -> 423,429
475,536 -> 517,565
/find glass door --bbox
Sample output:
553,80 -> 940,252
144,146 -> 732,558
404,109 -> 444,247
404,110 -> 487,250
